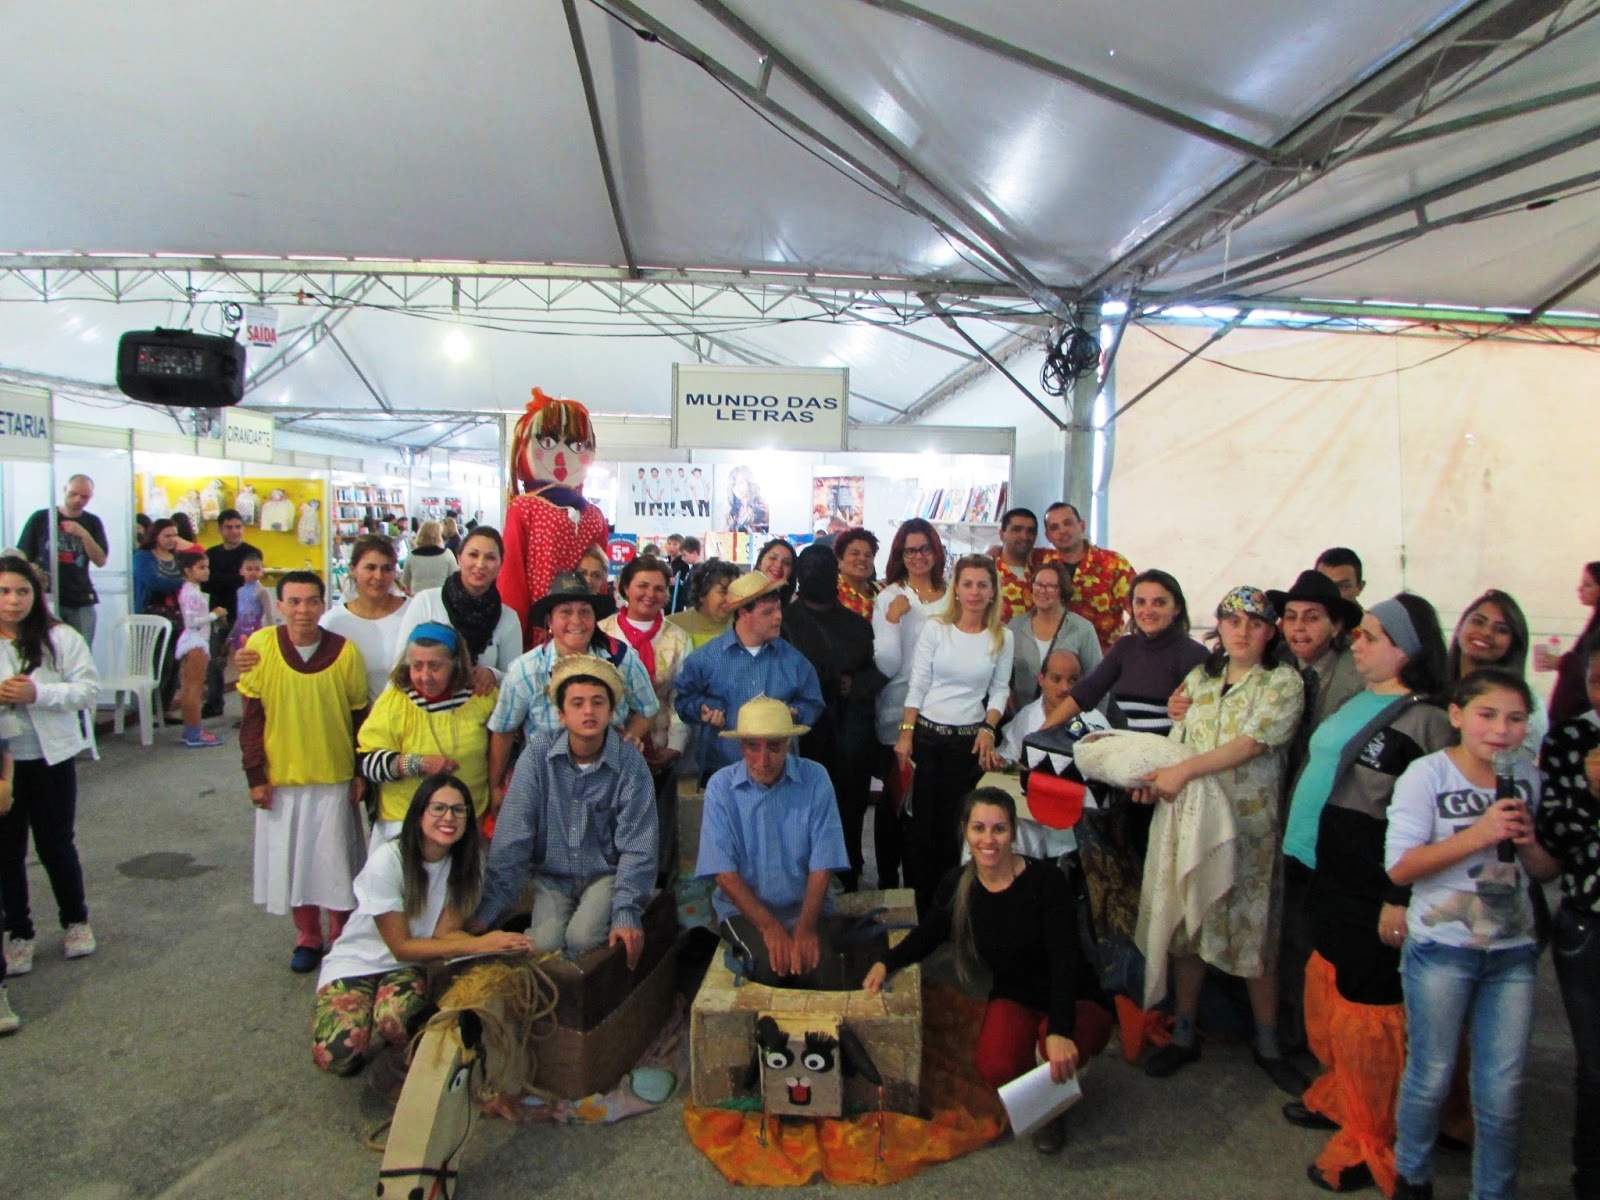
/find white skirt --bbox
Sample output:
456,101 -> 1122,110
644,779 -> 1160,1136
253,783 -> 364,913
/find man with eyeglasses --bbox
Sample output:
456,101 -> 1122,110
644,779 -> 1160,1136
471,655 -> 656,969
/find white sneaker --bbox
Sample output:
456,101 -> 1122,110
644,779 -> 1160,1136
0,987 -> 18,1035
4,936 -> 35,976
63,923 -> 97,959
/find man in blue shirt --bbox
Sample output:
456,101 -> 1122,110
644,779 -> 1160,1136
472,655 -> 657,968
675,572 -> 824,774
696,697 -> 849,980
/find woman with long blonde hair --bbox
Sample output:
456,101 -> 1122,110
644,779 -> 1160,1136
895,554 -> 1013,913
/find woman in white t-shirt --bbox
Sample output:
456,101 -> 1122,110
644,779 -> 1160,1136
1384,669 -> 1559,1200
896,553 -> 1013,914
310,776 -> 531,1077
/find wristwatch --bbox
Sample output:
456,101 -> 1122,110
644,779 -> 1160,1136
899,721 -> 916,732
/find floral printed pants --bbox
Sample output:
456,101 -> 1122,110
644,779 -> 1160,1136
311,966 -> 428,1076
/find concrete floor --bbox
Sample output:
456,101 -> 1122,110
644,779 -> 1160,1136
1,709 -> 1579,1199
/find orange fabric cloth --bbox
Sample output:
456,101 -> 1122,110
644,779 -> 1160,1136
1303,951 -> 1406,1198
683,984 -> 1006,1185
1113,994 -> 1173,1064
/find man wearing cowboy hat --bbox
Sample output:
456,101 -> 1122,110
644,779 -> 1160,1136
472,655 -> 657,969
696,696 -> 849,980
674,570 -> 824,776
487,569 -> 659,805
1269,567 -> 1364,1059
1269,569 -> 1365,749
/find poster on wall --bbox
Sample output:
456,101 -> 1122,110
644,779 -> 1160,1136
136,473 -> 327,576
812,475 -> 864,536
616,461 -> 711,539
714,463 -> 772,535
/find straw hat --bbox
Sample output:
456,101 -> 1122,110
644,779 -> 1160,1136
546,653 -> 625,707
718,695 -> 811,740
721,569 -> 785,613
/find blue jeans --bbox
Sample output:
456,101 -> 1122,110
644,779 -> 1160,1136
1395,938 -> 1538,1200
1553,906 -> 1600,1199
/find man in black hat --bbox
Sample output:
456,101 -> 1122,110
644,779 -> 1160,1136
1268,569 -> 1364,753
1265,567 -> 1364,1059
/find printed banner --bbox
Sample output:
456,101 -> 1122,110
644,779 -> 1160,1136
671,364 -> 847,451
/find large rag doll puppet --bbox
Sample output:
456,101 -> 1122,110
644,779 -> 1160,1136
499,387 -> 608,648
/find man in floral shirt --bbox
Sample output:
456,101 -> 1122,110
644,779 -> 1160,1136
992,507 -> 1038,623
1030,502 -> 1133,650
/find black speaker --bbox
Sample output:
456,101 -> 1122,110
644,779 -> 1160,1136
116,329 -> 247,407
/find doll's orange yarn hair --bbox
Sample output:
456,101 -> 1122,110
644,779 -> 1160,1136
508,388 -> 596,495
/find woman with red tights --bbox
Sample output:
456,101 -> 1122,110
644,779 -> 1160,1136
864,785 -> 1111,1154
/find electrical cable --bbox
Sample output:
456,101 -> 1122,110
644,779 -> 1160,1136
1040,322 -> 1100,396
1134,320 -> 1497,382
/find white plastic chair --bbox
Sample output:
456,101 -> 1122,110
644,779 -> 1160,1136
102,616 -> 172,747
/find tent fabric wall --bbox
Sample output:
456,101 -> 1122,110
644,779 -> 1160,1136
1107,325 -> 1599,642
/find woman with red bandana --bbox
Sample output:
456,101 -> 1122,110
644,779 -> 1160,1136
498,388 -> 608,649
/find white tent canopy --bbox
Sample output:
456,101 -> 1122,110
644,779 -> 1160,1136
4,0 -> 1599,450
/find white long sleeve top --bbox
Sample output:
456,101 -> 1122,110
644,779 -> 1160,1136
904,619 -> 1013,727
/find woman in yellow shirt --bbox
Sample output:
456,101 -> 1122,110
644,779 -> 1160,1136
357,623 -> 496,848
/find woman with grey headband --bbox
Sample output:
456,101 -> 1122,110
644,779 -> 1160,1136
1279,594 -> 1453,1195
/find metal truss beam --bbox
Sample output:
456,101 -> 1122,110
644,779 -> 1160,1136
1106,315 -> 1245,423
891,330 -> 1039,424
1172,123 -> 1600,301
596,279 -> 903,416
588,0 -> 1064,315
0,255 -> 1031,306
1080,0 -> 1587,297
565,0 -> 639,276
687,0 -> 1067,317
1351,79 -> 1600,158
856,0 -> 1288,166
924,299 -> 1065,430
325,329 -> 394,412
242,277 -> 379,394
1528,243 -> 1600,317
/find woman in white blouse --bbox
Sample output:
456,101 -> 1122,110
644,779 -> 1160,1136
895,553 -> 1013,914
872,519 -> 948,889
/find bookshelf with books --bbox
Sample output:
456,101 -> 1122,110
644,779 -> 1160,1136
331,482 -> 408,558
893,477 -> 1009,557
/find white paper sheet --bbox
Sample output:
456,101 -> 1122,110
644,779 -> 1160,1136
997,1060 -> 1083,1137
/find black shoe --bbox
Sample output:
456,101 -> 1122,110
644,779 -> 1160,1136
1306,1161 -> 1374,1193
1144,1041 -> 1201,1078
1029,1114 -> 1066,1155
200,702 -> 224,719
1282,1100 -> 1338,1130
1255,1048 -> 1311,1097
1392,1176 -> 1433,1200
